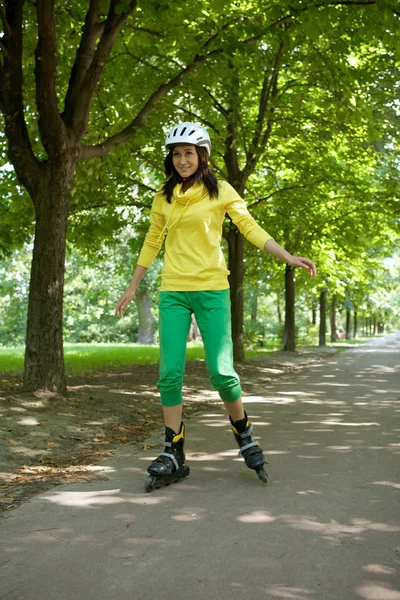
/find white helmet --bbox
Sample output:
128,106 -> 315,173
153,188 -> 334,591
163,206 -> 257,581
165,122 -> 211,156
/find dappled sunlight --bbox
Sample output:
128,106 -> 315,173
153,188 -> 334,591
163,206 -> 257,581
200,466 -> 230,472
237,510 -> 275,523
17,417 -> 40,426
312,382 -> 352,387
320,420 -> 380,427
296,490 -> 322,495
276,391 -> 314,397
362,565 -> 397,576
263,585 -> 314,599
197,418 -> 227,427
277,514 -> 400,538
315,399 -> 349,406
304,428 -> 335,432
356,582 -> 400,599
370,481 -> 400,489
67,383 -> 107,391
296,455 -> 324,459
171,509 -> 204,522
110,389 -> 139,396
325,445 -> 353,452
42,489 -> 169,507
186,452 -> 225,462
8,445 -> 48,457
199,412 -> 224,418
119,465 -> 145,474
248,395 -> 298,404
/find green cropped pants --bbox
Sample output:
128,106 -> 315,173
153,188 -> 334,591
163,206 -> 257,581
157,290 -> 242,406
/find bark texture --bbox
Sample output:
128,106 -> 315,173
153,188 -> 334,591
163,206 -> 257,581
283,265 -> 295,351
330,295 -> 337,343
319,290 -> 327,347
227,229 -> 245,361
345,309 -> 351,340
24,174 -> 72,391
353,308 -> 358,338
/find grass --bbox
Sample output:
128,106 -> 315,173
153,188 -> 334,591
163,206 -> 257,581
0,335 -> 378,376
0,341 -> 279,375
0,343 -> 205,375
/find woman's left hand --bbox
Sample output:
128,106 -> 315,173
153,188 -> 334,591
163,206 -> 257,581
287,256 -> 317,278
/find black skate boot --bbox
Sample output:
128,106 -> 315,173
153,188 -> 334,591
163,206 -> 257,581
230,413 -> 268,483
144,422 -> 190,493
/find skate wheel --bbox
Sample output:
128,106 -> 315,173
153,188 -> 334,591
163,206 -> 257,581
256,467 -> 268,484
144,476 -> 156,493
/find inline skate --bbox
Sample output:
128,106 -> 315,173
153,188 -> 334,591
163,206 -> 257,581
144,422 -> 190,493
230,413 -> 268,483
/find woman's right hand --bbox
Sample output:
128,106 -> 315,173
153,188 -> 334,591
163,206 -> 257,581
115,288 -> 136,317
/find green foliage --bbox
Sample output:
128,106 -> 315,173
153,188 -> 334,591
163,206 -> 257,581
0,246 -> 31,345
1,0 -> 399,360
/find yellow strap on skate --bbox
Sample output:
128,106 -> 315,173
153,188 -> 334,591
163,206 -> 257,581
231,420 -> 250,435
172,423 -> 185,443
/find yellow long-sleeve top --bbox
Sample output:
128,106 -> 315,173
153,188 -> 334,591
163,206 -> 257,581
137,180 -> 273,291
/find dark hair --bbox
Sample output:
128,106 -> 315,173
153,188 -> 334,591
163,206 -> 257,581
161,145 -> 219,203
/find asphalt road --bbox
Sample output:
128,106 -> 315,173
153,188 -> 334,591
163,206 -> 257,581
1,333 -> 399,600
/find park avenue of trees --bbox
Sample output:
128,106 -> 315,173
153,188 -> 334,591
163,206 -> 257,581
0,0 -> 399,393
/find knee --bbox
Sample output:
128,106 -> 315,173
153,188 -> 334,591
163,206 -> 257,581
158,368 -> 183,391
209,369 -> 242,402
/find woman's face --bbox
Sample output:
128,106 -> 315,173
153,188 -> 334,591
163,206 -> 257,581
172,144 -> 199,178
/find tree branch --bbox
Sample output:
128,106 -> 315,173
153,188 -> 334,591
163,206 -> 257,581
81,48 -> 223,159
247,179 -> 324,209
0,2 -> 12,37
136,150 -> 165,174
63,0 -> 104,126
122,42 -> 163,72
1,0 -> 42,195
243,38 -> 284,181
223,63 -> 243,191
66,0 -> 138,137
125,25 -> 163,37
0,37 -> 9,59
35,0 -> 66,153
126,178 -> 158,195
268,1 -> 377,30
173,104 -> 220,135
203,86 -> 229,117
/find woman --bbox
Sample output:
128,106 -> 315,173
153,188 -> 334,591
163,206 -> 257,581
116,122 -> 316,492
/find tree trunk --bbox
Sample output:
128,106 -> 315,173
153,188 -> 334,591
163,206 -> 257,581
345,309 -> 351,340
283,265 -> 295,351
319,290 -> 327,347
277,293 -> 282,323
135,288 -> 153,344
373,314 -> 377,335
251,293 -> 257,322
330,295 -> 337,342
353,308 -> 358,339
23,172 -> 73,392
227,229 -> 245,361
312,305 -> 317,326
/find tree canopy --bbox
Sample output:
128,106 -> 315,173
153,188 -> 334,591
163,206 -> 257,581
0,0 -> 399,389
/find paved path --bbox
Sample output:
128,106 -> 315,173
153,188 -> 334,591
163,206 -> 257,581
1,334 -> 399,600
